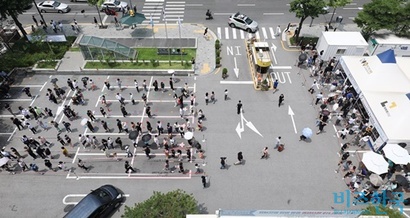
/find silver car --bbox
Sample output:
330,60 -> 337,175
101,0 -> 128,12
228,12 -> 259,33
37,1 -> 70,13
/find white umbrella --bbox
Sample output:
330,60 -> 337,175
382,143 -> 410,165
80,118 -> 88,126
0,157 -> 10,167
184,131 -> 194,140
369,174 -> 384,186
167,70 -> 175,74
362,151 -> 389,175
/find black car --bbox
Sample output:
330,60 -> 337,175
64,185 -> 125,218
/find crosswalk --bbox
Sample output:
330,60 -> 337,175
141,0 -> 185,24
217,27 -> 279,40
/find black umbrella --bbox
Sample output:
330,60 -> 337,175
128,131 -> 139,140
81,77 -> 89,82
50,78 -> 58,84
320,104 -> 327,110
141,134 -> 152,142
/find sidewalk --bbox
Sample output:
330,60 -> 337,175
55,23 -> 215,75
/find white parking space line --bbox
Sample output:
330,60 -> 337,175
225,27 -> 229,39
217,27 -> 221,39
7,128 -> 16,142
232,29 -> 237,39
238,4 -> 255,6
66,171 -> 192,180
0,132 -> 13,134
186,4 -> 202,6
72,147 -> 80,164
262,27 -> 268,39
271,66 -> 292,69
10,85 -> 44,88
0,99 -> 32,102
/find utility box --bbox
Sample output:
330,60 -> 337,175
316,31 -> 368,61
367,34 -> 410,57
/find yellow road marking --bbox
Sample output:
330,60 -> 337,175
201,63 -> 210,74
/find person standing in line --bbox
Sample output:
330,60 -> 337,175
234,152 -> 243,165
143,79 -> 147,91
62,121 -> 72,133
141,93 -> 147,106
86,120 -> 95,132
32,15 -> 38,26
179,162 -> 185,173
134,79 -> 140,93
87,110 -> 96,121
116,78 -> 122,91
205,92 -> 209,105
186,149 -> 192,162
237,100 -> 243,114
104,81 -> 111,90
36,119 -> 47,131
146,106 -> 152,118
67,78 -> 74,91
315,92 -> 323,105
157,121 -> 163,136
11,118 -> 24,130
101,120 -> 110,132
169,78 -> 174,91
129,93 -> 135,105
25,146 -> 37,159
56,134 -> 66,146
78,159 -> 89,172
120,105 -> 128,117
201,175 -> 207,188
153,80 -> 159,91
274,136 -> 282,149
44,159 -> 54,171
65,135 -> 72,147
261,147 -> 269,159
210,91 -> 215,104
116,119 -> 123,133
278,94 -> 284,107
160,81 -> 165,93
93,17 -> 98,27
50,121 -> 62,132
115,93 -> 125,105
224,89 -> 228,101
100,107 -> 107,118
61,146 -> 70,157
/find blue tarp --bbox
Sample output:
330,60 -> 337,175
376,49 -> 396,64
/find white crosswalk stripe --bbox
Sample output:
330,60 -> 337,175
142,0 -> 185,24
215,26 -> 281,40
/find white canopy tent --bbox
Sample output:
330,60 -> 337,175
339,52 -> 410,148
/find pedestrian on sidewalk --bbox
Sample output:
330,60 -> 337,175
134,79 -> 140,92
50,121 -> 61,132
315,92 -> 323,105
205,92 -> 209,105
275,25 -> 281,36
141,93 -> 147,106
146,106 -> 152,118
101,120 -> 110,132
179,162 -> 185,173
237,100 -> 242,114
129,93 -> 135,105
36,119 -> 48,131
234,152 -> 244,165
22,87 -> 33,99
261,147 -> 269,159
56,135 -> 66,146
160,81 -> 165,92
273,79 -> 279,93
203,27 -> 208,36
116,93 -> 125,105
224,89 -> 228,101
65,135 -> 72,147
143,79 -> 147,91
100,107 -> 107,118
120,105 -> 128,117
153,80 -> 158,91
316,120 -> 327,134
210,91 -> 215,104
93,17 -> 98,27
144,146 -> 151,159
62,121 -> 72,133
32,15 -> 38,26
104,81 -> 111,90
278,94 -> 284,107
11,118 -> 24,130
78,159 -> 89,172
146,121 -> 153,133
169,78 -> 174,91
10,147 -> 22,159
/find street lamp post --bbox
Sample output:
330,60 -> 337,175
32,0 -> 47,27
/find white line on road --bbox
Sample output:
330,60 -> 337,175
0,99 -> 32,102
214,13 -> 234,15
238,4 -> 255,6
10,85 -> 44,88
186,4 -> 202,6
7,128 -> 17,142
0,132 -> 13,135
263,13 -> 285,15
220,81 -> 253,84
72,147 -> 80,164
39,81 -> 47,92
271,66 -> 292,69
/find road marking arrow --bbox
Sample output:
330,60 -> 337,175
288,105 -> 297,134
233,57 -> 239,78
235,111 -> 263,139
271,43 -> 278,65
271,43 -> 277,52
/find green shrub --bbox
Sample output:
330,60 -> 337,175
216,57 -> 221,65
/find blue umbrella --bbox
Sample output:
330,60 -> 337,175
302,128 -> 313,138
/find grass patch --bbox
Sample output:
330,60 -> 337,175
37,61 -> 58,69
0,35 -> 76,72
136,48 -> 196,61
84,61 -> 192,70
69,47 -> 80,52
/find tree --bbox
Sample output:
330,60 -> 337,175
122,189 -> 199,218
289,0 -> 327,42
87,0 -> 105,28
0,0 -> 32,40
326,0 -> 352,28
354,0 -> 410,38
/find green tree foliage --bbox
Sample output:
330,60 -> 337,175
0,0 -> 32,40
361,205 -> 404,218
289,0 -> 327,42
326,0 -> 352,27
122,189 -> 199,218
354,0 -> 410,38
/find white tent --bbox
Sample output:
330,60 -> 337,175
340,52 -> 410,146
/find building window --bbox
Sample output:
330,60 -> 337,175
336,49 -> 346,54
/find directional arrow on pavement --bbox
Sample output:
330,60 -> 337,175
233,57 -> 239,78
271,43 -> 277,52
288,105 -> 297,134
235,111 -> 263,139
